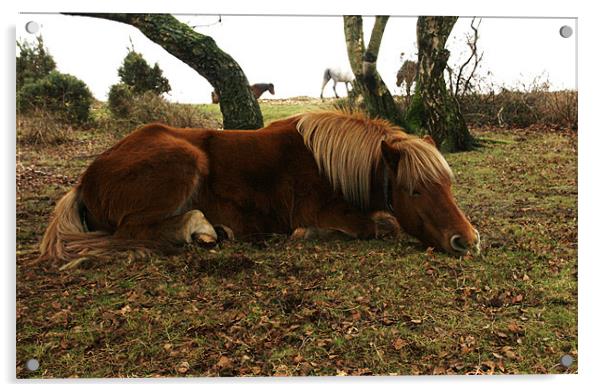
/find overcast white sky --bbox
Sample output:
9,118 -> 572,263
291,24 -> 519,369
16,14 -> 576,104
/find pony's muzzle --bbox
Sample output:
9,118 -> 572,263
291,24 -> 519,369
450,229 -> 481,256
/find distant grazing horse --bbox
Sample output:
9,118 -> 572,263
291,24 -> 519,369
39,111 -> 480,264
320,68 -> 354,99
396,54 -> 418,105
211,83 -> 275,104
251,83 -> 275,99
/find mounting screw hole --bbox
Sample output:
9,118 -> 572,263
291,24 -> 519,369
25,21 -> 40,34
25,358 -> 40,371
560,354 -> 574,368
559,25 -> 573,38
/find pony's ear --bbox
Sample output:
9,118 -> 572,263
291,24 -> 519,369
381,140 -> 401,171
422,135 -> 437,149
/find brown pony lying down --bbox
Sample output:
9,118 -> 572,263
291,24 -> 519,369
39,110 -> 480,264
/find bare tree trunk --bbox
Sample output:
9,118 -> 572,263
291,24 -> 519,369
65,13 -> 263,130
406,16 -> 474,152
343,16 -> 405,127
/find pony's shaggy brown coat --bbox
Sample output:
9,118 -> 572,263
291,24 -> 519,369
39,110 -> 476,263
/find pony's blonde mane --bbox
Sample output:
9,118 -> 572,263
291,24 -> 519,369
295,110 -> 453,209
389,137 -> 454,194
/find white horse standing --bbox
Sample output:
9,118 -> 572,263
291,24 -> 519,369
320,68 -> 354,99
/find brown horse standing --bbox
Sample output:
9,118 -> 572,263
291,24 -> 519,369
211,83 -> 274,104
39,111 -> 480,263
251,83 -> 275,99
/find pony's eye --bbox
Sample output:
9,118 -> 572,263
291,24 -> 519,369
411,190 -> 421,197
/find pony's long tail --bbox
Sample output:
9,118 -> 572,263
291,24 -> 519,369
38,187 -> 89,262
38,187 -> 155,266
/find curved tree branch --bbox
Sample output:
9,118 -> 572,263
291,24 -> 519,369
454,17 -> 482,98
64,13 -> 263,129
363,16 -> 389,88
365,16 -> 389,64
461,18 -> 483,96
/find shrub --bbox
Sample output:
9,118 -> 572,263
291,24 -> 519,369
99,91 -> 222,135
17,108 -> 73,146
107,49 -> 173,119
107,83 -> 134,118
545,90 -> 578,130
16,36 -> 56,90
459,89 -> 577,130
117,49 -> 171,95
17,71 -> 94,125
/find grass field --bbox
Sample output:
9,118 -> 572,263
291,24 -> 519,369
16,100 -> 577,377
198,97 -> 329,126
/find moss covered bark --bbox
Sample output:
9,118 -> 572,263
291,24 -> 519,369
343,16 -> 405,127
406,16 -> 474,152
66,13 -> 263,130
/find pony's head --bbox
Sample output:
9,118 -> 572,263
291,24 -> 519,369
268,83 -> 275,95
381,135 -> 480,255
296,110 -> 480,255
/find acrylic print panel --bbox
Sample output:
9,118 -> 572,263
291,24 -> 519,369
16,14 -> 577,377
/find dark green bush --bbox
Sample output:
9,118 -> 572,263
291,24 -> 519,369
107,83 -> 134,118
16,36 -> 56,90
17,71 -> 94,125
118,50 -> 171,95
107,49 -> 172,118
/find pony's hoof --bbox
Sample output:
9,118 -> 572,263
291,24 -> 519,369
372,211 -> 401,239
214,225 -> 235,242
193,233 -> 217,248
290,228 -> 307,240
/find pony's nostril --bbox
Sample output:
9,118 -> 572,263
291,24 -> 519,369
450,234 -> 469,253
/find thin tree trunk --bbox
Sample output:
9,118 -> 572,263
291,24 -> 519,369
406,16 -> 474,151
343,16 -> 405,127
65,13 -> 263,130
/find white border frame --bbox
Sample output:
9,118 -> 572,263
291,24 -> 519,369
3,1 -> 599,391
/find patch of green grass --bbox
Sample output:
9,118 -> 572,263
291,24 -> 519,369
259,100 -> 330,124
197,98 -> 332,128
196,104 -> 222,120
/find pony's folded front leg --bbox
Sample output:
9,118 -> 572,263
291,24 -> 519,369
371,211 -> 401,239
290,227 -> 353,241
115,210 -> 218,247
181,210 -> 219,246
290,202 -> 401,241
307,202 -> 387,240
